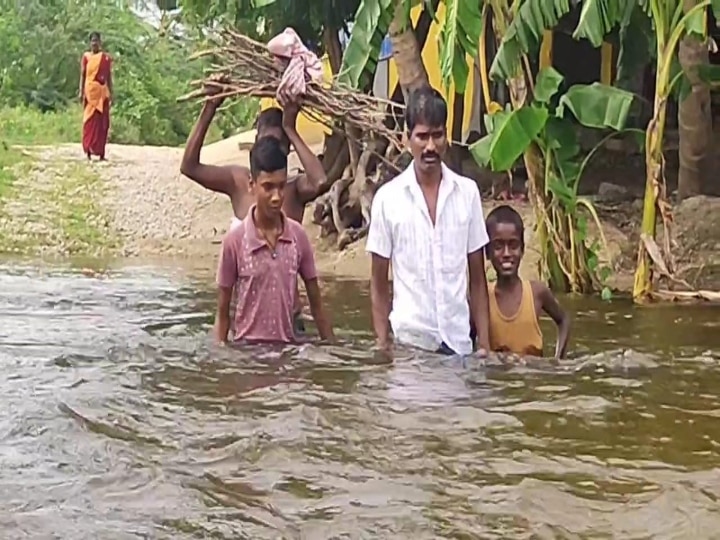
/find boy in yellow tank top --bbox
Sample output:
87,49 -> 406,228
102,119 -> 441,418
485,205 -> 570,359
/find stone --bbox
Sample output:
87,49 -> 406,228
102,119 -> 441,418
596,182 -> 631,203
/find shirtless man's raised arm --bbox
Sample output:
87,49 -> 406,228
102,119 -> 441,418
180,96 -> 252,219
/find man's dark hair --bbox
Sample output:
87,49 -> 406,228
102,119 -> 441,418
250,136 -> 288,180
485,204 -> 525,247
89,31 -> 101,41
255,107 -> 290,147
405,86 -> 448,133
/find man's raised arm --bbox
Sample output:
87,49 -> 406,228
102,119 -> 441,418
180,98 -> 246,197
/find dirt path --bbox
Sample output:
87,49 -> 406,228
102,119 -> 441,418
5,141 -> 370,277
2,140 -> 665,287
3,139 -> 719,292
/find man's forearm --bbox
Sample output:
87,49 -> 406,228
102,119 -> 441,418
286,129 -> 325,186
312,305 -> 334,341
214,312 -> 230,343
470,284 -> 490,350
556,318 -> 570,359
182,103 -> 216,172
370,282 -> 391,346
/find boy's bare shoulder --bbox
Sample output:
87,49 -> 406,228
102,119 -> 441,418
529,279 -> 553,299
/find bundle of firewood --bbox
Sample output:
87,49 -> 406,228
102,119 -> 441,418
178,29 -> 404,150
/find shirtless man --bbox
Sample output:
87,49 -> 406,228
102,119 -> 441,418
180,92 -> 326,225
181,92 -> 326,333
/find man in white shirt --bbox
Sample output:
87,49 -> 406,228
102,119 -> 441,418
366,86 -> 491,356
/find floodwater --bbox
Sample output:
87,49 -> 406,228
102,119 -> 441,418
1,261 -> 719,539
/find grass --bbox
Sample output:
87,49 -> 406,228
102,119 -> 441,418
50,162 -> 120,254
0,143 -> 32,252
0,99 -> 257,257
0,107 -> 81,146
0,149 -> 119,257
0,101 -> 257,148
0,142 -> 28,197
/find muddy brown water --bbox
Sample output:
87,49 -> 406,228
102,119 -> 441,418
1,261 -> 719,539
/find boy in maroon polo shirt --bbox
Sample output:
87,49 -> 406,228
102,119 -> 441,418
214,136 -> 334,344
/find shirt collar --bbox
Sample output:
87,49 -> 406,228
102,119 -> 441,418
399,161 -> 459,191
244,205 -> 292,252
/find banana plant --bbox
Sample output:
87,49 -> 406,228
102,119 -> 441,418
437,0 -> 483,93
628,0 -> 720,301
475,0 -> 720,299
337,0 -> 475,92
470,67 -> 639,293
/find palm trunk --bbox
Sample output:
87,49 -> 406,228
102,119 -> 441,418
319,24 -> 350,190
389,1 -> 429,98
323,25 -> 343,74
677,11 -> 711,201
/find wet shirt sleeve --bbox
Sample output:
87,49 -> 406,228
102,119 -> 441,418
216,234 -> 239,289
296,228 -> 318,281
467,187 -> 489,254
366,189 -> 392,258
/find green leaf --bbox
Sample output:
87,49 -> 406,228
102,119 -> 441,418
546,172 -> 575,208
670,50 -> 701,102
544,117 -> 579,161
713,0 -> 720,20
439,0 -> 482,93
472,106 -> 549,171
483,108 -> 510,133
337,0 -> 395,89
557,83 -> 635,131
616,2 -> 655,88
630,129 -> 646,152
698,64 -> 720,84
490,0 -> 572,81
573,0 -> 634,47
469,134 -> 493,167
683,2 -> 707,39
556,156 -> 581,184
533,66 -> 564,104
601,286 -> 613,301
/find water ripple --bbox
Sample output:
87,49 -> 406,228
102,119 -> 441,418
0,262 -> 719,537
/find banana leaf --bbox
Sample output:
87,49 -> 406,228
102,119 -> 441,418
470,105 -> 548,171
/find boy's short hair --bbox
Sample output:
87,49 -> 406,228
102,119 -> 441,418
485,204 -> 525,247
405,86 -> 447,133
249,136 -> 287,180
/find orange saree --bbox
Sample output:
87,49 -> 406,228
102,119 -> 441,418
81,52 -> 112,159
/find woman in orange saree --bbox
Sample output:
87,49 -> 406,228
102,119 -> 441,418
79,32 -> 113,161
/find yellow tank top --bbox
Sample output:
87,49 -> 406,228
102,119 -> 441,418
488,279 -> 544,356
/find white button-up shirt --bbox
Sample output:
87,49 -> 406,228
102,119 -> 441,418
366,162 -> 490,355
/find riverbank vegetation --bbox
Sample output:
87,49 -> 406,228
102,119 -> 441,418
0,1 -> 257,148
1,0 -> 719,300
177,0 -> 720,302
0,145 -> 119,257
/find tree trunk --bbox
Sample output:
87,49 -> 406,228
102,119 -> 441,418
677,22 -> 711,201
388,1 -> 429,99
446,91 -> 465,173
323,25 -> 343,74
319,24 -> 351,189
314,1 -> 432,248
